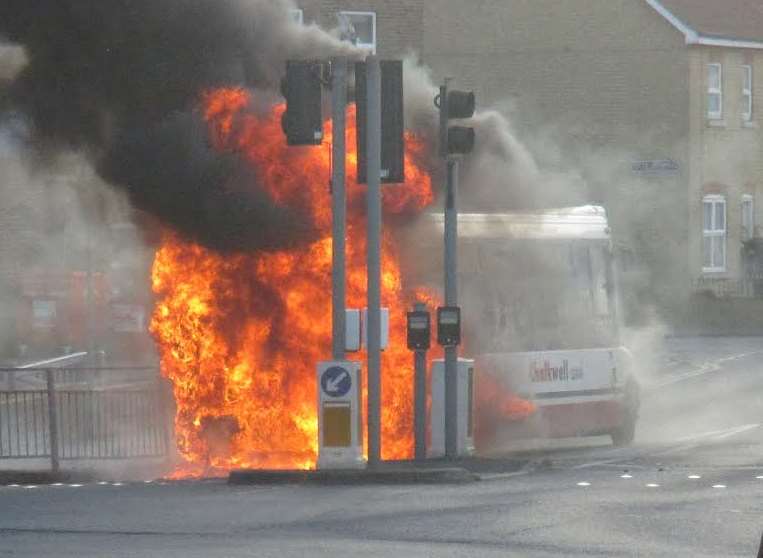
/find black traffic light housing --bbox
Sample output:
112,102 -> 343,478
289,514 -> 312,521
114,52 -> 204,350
280,60 -> 324,146
355,60 -> 405,184
447,91 -> 475,118
438,87 -> 476,156
406,309 -> 431,351
436,306 -> 461,347
447,126 -> 475,155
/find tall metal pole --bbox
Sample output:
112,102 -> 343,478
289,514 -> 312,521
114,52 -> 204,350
413,302 -> 428,461
331,57 -> 347,361
81,163 -> 97,370
444,158 -> 459,459
86,221 -> 96,367
439,78 -> 460,459
366,56 -> 383,468
45,369 -> 59,473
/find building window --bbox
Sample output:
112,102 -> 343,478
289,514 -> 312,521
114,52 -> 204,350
337,11 -> 376,53
707,63 -> 723,120
742,194 -> 754,241
289,8 -> 303,25
703,195 -> 726,272
742,65 -> 753,121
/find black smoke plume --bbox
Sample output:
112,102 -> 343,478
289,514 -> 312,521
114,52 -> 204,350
0,0 -> 354,252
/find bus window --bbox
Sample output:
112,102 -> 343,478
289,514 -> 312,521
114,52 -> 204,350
460,239 -> 618,353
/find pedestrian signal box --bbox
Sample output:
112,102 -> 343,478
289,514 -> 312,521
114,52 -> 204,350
436,306 -> 461,347
407,310 -> 431,351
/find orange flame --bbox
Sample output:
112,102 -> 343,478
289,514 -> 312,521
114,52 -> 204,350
473,369 -> 537,450
151,87 -> 436,474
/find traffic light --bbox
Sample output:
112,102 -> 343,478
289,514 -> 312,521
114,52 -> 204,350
280,61 -> 324,146
355,60 -> 405,184
438,88 -> 475,156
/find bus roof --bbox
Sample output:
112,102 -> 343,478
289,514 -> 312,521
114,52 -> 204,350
426,205 -> 610,241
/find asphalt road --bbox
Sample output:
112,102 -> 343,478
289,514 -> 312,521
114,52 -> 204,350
1,336 -> 762,557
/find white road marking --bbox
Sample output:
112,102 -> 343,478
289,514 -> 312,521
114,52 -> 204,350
620,474 -> 633,479
576,482 -> 591,486
570,423 -> 759,471
676,428 -> 738,443
571,447 -> 638,470
714,424 -> 760,439
659,423 -> 761,457
688,475 -> 701,479
712,484 -> 726,489
478,470 -> 532,482
653,350 -> 763,388
646,483 -> 659,488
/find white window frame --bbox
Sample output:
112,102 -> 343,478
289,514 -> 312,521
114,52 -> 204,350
338,11 -> 377,54
742,65 -> 753,121
742,194 -> 754,241
289,8 -> 304,25
703,194 -> 727,272
707,63 -> 723,120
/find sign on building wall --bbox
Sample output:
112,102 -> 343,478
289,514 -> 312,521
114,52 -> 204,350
110,303 -> 146,333
631,159 -> 680,177
31,299 -> 56,329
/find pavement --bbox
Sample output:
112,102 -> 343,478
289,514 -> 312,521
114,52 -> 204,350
228,465 -> 479,485
0,336 -> 762,557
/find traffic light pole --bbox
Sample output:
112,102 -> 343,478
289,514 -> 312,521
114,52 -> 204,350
437,78 -> 474,460
331,57 -> 347,361
366,56 -> 383,468
438,78 -> 460,460
444,157 -> 459,459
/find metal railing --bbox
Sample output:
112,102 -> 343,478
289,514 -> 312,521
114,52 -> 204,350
693,274 -> 763,298
0,355 -> 172,472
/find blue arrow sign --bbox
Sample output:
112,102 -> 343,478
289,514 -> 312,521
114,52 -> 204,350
321,366 -> 352,398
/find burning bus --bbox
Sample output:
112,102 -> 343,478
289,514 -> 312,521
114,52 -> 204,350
405,205 -> 640,449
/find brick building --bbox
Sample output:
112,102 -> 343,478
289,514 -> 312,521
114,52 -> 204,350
294,0 -> 763,328
0,150 -> 155,362
292,1 -> 424,58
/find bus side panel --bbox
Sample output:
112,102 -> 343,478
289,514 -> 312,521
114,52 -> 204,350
475,349 -> 631,443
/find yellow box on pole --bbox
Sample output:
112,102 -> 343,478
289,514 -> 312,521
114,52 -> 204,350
322,404 -> 351,447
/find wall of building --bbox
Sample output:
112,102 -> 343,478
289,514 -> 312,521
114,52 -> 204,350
295,0 -> 424,58
419,0 -> 693,323
688,46 -> 763,286
0,153 -> 155,362
291,1 -> 763,328
420,0 -> 688,141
